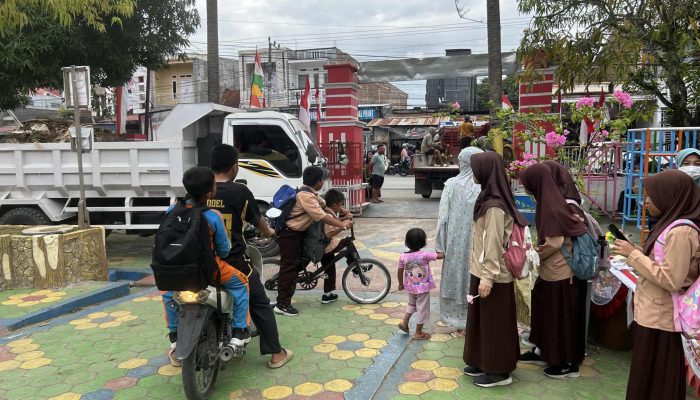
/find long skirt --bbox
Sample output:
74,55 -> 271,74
463,275 -> 519,374
626,323 -> 685,400
529,276 -> 587,366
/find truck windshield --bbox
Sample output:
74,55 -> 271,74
233,125 -> 302,178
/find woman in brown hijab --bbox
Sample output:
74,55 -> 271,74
463,152 -> 527,388
611,170 -> 700,400
541,160 -> 583,217
519,163 -> 588,379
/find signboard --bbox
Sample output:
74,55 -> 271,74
359,107 -> 377,121
62,66 -> 91,109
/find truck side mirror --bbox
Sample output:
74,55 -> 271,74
306,143 -> 319,164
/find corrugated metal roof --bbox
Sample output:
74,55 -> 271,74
367,116 -> 450,127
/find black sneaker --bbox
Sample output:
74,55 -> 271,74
463,366 -> 485,377
474,374 -> 512,388
544,364 -> 580,379
274,303 -> 300,316
168,331 -> 177,344
321,293 -> 339,304
230,328 -> 252,347
519,350 -> 547,366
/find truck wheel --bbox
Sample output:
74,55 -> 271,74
0,208 -> 51,225
421,191 -> 432,199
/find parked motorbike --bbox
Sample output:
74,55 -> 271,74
172,247 -> 262,400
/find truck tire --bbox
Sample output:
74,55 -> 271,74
421,193 -> 432,199
0,208 -> 51,226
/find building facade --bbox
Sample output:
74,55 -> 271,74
425,49 -> 477,110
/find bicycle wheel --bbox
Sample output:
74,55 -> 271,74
261,258 -> 281,303
342,258 -> 391,304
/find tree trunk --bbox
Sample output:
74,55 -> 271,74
206,0 -> 219,103
663,56 -> 691,127
486,0 -> 502,122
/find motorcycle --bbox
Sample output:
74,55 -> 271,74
172,246 -> 263,400
387,159 -> 411,176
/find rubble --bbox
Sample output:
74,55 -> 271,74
0,119 -> 123,143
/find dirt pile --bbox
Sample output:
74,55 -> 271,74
0,119 -> 122,143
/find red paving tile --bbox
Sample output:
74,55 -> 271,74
404,369 -> 435,382
104,376 -> 138,390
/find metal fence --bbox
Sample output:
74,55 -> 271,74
318,141 -> 368,214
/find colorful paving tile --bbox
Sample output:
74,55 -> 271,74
0,282 -> 105,319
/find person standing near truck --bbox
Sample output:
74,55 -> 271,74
370,145 -> 387,204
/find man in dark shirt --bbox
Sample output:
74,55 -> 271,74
207,144 -> 293,368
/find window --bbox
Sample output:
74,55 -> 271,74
298,74 -> 309,90
233,125 -> 302,178
172,81 -> 177,99
137,76 -> 144,83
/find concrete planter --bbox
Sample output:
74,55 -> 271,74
0,225 -> 107,290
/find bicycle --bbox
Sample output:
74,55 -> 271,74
261,226 -> 391,304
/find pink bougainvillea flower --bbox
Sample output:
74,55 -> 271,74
523,152 -> 536,161
613,90 -> 633,109
575,96 -> 596,109
452,102 -> 461,109
545,131 -> 567,147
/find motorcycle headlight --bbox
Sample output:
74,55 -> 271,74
174,290 -> 211,304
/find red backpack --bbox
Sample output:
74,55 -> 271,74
504,224 -> 538,279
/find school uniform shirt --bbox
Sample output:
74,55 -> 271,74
628,226 -> 700,332
537,236 -> 574,281
398,251 -> 438,294
470,207 -> 514,287
323,209 -> 345,253
285,186 -> 327,232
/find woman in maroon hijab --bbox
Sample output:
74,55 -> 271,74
541,160 -> 583,217
612,170 -> 700,400
463,152 -> 527,388
519,163 -> 588,379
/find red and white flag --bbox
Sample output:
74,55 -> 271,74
502,93 -> 513,110
315,85 -> 322,123
299,76 -> 311,129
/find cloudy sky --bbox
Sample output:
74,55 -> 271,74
187,0 -> 532,106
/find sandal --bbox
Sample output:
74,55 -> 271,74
413,332 -> 431,340
398,322 -> 409,334
267,348 -> 294,369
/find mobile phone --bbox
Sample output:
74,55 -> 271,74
608,224 -> 631,243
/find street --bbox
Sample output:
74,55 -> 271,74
0,176 -> 650,400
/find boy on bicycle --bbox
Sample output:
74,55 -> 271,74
162,167 -> 251,367
274,166 -> 353,316
319,189 -> 351,304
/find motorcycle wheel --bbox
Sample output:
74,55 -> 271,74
399,167 -> 409,177
182,318 -> 220,400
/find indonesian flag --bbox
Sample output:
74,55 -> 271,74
250,51 -> 265,108
315,84 -> 322,123
299,76 -> 311,129
502,93 -> 513,110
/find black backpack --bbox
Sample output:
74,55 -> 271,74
150,203 -> 220,291
303,220 -> 330,263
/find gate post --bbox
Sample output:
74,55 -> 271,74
514,68 -> 556,159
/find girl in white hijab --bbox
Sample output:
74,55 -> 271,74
436,147 -> 483,335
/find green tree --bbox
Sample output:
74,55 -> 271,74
0,0 -> 134,36
518,0 -> 700,126
476,76 -> 519,111
0,0 -> 199,110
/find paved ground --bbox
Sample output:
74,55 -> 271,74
0,176 -> 690,399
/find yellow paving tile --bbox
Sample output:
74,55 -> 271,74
385,318 -> 403,325
2,299 -> 22,305
115,315 -> 138,322
158,365 -> 182,376
360,304 -> 379,309
109,311 -> 132,317
99,321 -> 122,329
0,360 -> 21,371
429,333 -> 452,343
17,300 -> 39,307
347,333 -> 370,342
381,301 -> 401,308
427,378 -> 459,392
294,382 -> 323,396
87,312 -> 108,318
118,358 -> 148,369
312,344 -> 337,353
6,339 -> 33,348
355,348 -> 379,358
355,309 -> 374,315
74,323 -> 98,330
398,382 -> 429,395
20,357 -> 52,369
433,367 -> 462,379
14,351 -> 45,362
324,379 -> 353,392
132,296 -> 151,302
262,385 -> 293,399
411,360 -> 440,371
49,393 -> 81,400
69,318 -> 92,326
369,313 -> 389,320
9,343 -> 40,353
517,362 -> 544,370
47,291 -> 66,297
322,335 -> 346,344
40,297 -> 61,303
582,356 -> 596,366
580,365 -> 599,377
328,350 -> 355,360
341,305 -> 361,311
364,339 -> 387,349
8,294 -> 28,300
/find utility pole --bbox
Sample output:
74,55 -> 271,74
144,68 -> 151,139
206,0 -> 219,103
70,66 -> 90,228
268,37 -> 272,106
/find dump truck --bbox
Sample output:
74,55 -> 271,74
0,103 -> 329,256
412,126 -> 461,198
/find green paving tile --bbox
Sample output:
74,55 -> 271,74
114,385 -> 149,400
5,385 -> 39,400
417,350 -> 444,361
36,383 -> 73,398
336,367 -> 363,380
